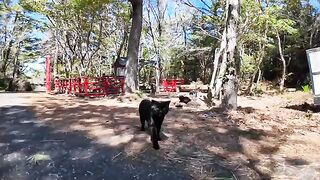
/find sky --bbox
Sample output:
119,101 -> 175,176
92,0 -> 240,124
311,0 -> 320,9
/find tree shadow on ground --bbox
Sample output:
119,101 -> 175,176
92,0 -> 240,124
162,104 -> 303,180
285,102 -> 320,113
0,104 -> 191,180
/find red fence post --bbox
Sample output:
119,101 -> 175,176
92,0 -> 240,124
68,79 -> 72,94
163,79 -> 168,92
84,77 -> 89,95
172,80 -> 177,92
106,77 -> 110,96
61,79 -> 66,93
120,76 -> 125,95
59,80 -> 62,92
78,78 -> 81,94
54,78 -> 58,93
45,55 -> 51,93
114,77 -> 119,94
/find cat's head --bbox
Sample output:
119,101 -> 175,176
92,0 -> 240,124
151,100 -> 171,116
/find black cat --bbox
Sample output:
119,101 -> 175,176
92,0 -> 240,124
179,95 -> 191,104
139,99 -> 171,150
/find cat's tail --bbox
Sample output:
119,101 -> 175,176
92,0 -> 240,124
151,127 -> 160,150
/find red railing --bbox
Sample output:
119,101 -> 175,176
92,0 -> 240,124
54,76 -> 125,97
162,79 -> 184,92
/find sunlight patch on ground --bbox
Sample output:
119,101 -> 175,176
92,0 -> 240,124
132,133 -> 149,140
214,127 -> 228,134
272,157 -> 320,179
19,120 -> 37,124
207,145 -> 228,155
95,133 -> 134,147
8,130 -> 25,136
80,118 -> 98,122
12,139 -> 28,144
70,148 -> 95,160
3,152 -> 25,163
44,117 -> 53,121
70,123 -> 88,131
239,137 -> 260,158
117,125 -> 131,131
125,141 -> 148,156
278,132 -> 320,162
0,143 -> 9,147
171,123 -> 184,129
89,127 -> 114,136
116,113 -> 138,118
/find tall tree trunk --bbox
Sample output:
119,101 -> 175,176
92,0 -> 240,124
256,69 -> 262,89
210,35 -> 228,99
115,24 -> 129,76
8,57 -> 17,91
213,29 -> 228,98
8,47 -> 20,91
155,0 -> 166,93
221,0 -> 241,109
1,42 -> 13,77
155,50 -> 161,92
276,31 -> 286,92
125,0 -> 143,93
1,13 -> 18,78
209,48 -> 220,89
53,30 -> 59,78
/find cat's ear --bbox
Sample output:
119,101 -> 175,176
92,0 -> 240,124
163,101 -> 171,107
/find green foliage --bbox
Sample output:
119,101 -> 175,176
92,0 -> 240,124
302,84 -> 311,93
240,54 -> 256,79
0,1 -> 43,90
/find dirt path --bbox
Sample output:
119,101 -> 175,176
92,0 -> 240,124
2,92 -> 320,180
0,93 -> 190,180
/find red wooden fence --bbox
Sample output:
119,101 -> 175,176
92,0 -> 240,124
54,76 -> 125,97
162,79 -> 184,92
54,76 -> 184,95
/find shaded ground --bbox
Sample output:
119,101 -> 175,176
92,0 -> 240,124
0,93 -> 190,180
1,92 -> 320,179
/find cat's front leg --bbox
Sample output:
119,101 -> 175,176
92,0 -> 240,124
140,117 -> 145,131
147,119 -> 151,128
151,126 -> 160,150
156,121 -> 162,141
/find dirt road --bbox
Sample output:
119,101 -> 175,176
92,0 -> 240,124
1,92 -> 320,180
0,93 -> 190,180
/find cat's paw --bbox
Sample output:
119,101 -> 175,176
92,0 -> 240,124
153,144 -> 160,150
